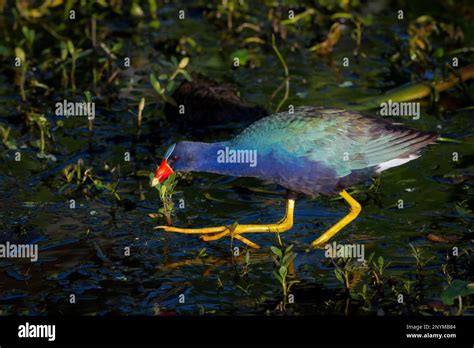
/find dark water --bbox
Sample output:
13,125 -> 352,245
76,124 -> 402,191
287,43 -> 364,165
0,1 -> 473,316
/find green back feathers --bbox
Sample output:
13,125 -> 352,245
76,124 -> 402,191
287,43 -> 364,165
231,106 -> 437,178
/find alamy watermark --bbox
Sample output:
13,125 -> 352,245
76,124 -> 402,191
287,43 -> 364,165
325,242 -> 365,262
217,147 -> 257,167
380,99 -> 420,120
0,242 -> 38,262
18,322 -> 55,341
55,99 -> 95,120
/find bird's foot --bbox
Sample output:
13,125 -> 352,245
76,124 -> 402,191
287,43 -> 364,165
154,198 -> 295,250
310,190 -> 362,248
154,223 -> 261,249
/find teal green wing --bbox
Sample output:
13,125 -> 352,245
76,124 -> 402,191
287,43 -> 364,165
231,106 -> 437,178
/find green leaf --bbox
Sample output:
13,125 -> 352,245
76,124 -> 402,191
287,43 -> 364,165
434,47 -> 444,58
178,57 -> 190,69
455,202 -> 473,217
367,252 -> 375,264
273,271 -> 284,286
331,12 -> 354,21
84,90 -> 92,103
270,246 -> 282,259
166,80 -> 176,92
441,280 -> 474,305
378,256 -> 384,269
148,0 -> 158,15
335,269 -> 344,284
169,172 -> 176,183
93,180 -> 105,190
231,48 -> 249,66
279,266 -> 287,280
22,26 -> 34,41
15,47 -> 26,63
180,70 -> 193,82
59,42 -> 68,61
0,45 -> 10,56
162,94 -> 177,106
150,73 -> 162,94
282,252 -> 296,268
130,3 -> 144,17
66,40 -> 75,56
349,291 -> 360,300
150,20 -> 161,29
111,41 -> 123,53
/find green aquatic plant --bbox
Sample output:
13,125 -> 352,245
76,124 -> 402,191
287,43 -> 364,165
198,305 -> 216,315
407,15 -> 440,64
241,250 -> 251,277
61,160 -> 86,186
26,112 -> 53,159
409,243 -> 435,273
91,176 -> 121,202
176,36 -> 201,55
388,14 -> 465,75
441,280 -> 474,316
270,34 -> 289,113
309,22 -> 342,56
0,124 -> 17,150
334,258 -> 352,291
331,12 -> 371,56
150,56 -> 192,107
236,281 -> 253,296
14,47 -> 28,101
216,276 -> 224,291
270,244 -> 299,309
215,0 -> 249,31
197,247 -> 207,257
137,97 -> 145,130
59,160 -> 121,202
150,172 -> 177,225
350,283 -> 372,312
334,257 -> 366,293
368,253 -> 390,290
66,40 -> 78,95
281,8 -> 317,27
21,26 -> 35,52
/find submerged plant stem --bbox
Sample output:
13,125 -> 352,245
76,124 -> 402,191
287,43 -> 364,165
271,34 -> 290,112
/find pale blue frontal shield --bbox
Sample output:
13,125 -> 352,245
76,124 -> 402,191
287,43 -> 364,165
163,143 -> 176,160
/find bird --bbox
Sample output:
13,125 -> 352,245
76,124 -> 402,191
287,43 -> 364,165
152,106 -> 438,249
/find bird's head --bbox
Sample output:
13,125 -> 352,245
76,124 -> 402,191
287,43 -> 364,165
151,142 -> 196,187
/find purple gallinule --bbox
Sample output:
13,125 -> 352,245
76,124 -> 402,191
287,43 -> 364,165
152,106 -> 437,249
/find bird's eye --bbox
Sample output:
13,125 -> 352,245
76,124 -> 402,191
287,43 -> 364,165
172,156 -> 178,161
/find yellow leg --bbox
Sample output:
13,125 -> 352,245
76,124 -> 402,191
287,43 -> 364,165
200,231 -> 260,249
200,231 -> 229,241
234,235 -> 260,249
311,190 -> 361,247
225,199 -> 294,234
153,225 -> 228,234
155,199 -> 295,248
